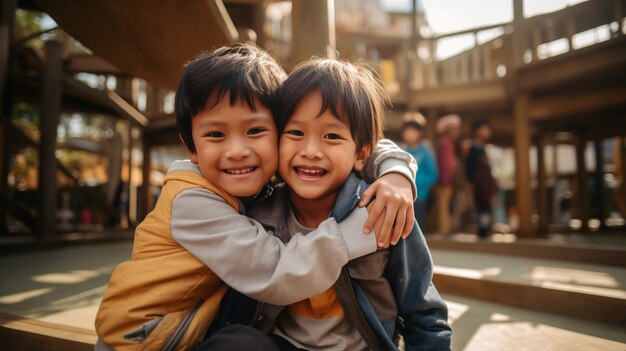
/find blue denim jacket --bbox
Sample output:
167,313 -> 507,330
209,174 -> 451,350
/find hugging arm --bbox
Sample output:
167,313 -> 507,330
360,138 -> 419,246
170,188 -> 376,306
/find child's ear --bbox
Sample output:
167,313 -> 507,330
179,134 -> 199,164
353,144 -> 372,172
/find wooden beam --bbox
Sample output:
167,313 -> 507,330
513,94 -> 535,236
38,41 -> 63,242
0,312 -> 95,351
413,80 -> 508,108
105,90 -> 149,127
66,53 -> 123,75
517,36 -> 626,92
530,87 -> 626,121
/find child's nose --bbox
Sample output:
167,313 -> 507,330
300,139 -> 323,159
225,139 -> 251,160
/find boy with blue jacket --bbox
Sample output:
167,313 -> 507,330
205,59 -> 451,350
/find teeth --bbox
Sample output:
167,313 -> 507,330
297,167 -> 324,174
226,167 -> 254,175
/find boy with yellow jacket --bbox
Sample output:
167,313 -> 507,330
95,44 -> 418,350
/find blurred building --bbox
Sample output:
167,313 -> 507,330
1,0 -> 625,246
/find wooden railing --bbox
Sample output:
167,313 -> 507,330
414,0 -> 625,89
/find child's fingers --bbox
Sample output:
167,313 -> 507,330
359,183 -> 377,208
379,203 -> 398,248
402,206 -> 414,239
364,199 -> 383,234
373,211 -> 387,248
390,208 -> 406,245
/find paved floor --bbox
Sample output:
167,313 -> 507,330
0,241 -> 625,350
431,250 -> 626,299
445,294 -> 626,351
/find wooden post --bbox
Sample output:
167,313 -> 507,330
513,94 -> 534,236
406,0 -> 419,109
252,2 -> 266,48
38,41 -> 63,242
594,140 -> 606,230
426,109 -> 438,147
471,39 -> 481,82
576,136 -> 590,231
0,0 -> 16,233
613,0 -> 624,36
537,133 -> 548,233
618,136 -> 626,217
290,0 -> 336,66
512,0 -> 525,68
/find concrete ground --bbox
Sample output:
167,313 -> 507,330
0,241 -> 625,350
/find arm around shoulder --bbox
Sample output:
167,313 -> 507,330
170,188 -> 375,305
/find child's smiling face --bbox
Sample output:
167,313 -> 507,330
278,91 -> 369,202
188,92 -> 278,197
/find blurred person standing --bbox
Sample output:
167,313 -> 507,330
402,112 -> 439,231
435,114 -> 462,235
465,118 -> 498,238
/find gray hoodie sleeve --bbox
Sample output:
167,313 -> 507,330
170,188 -> 376,305
361,139 -> 418,200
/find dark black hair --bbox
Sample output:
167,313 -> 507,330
471,117 -> 491,132
272,59 -> 388,151
175,43 -> 287,153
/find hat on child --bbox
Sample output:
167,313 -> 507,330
436,114 -> 461,134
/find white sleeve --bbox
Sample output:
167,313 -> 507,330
361,138 -> 418,200
170,188 -> 376,305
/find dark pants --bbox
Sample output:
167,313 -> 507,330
414,200 -> 427,232
196,325 -> 302,351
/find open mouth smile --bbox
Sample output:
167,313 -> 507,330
223,167 -> 257,177
294,166 -> 328,181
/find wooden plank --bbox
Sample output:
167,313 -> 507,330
35,0 -> 239,89
0,312 -> 96,351
517,36 -> 626,92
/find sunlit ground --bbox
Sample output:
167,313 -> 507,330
0,241 -> 625,350
446,295 -> 626,351
431,250 -> 626,299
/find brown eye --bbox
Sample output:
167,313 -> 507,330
286,130 -> 304,137
206,131 -> 225,138
324,133 -> 342,140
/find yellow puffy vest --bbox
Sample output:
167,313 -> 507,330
95,170 -> 239,351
